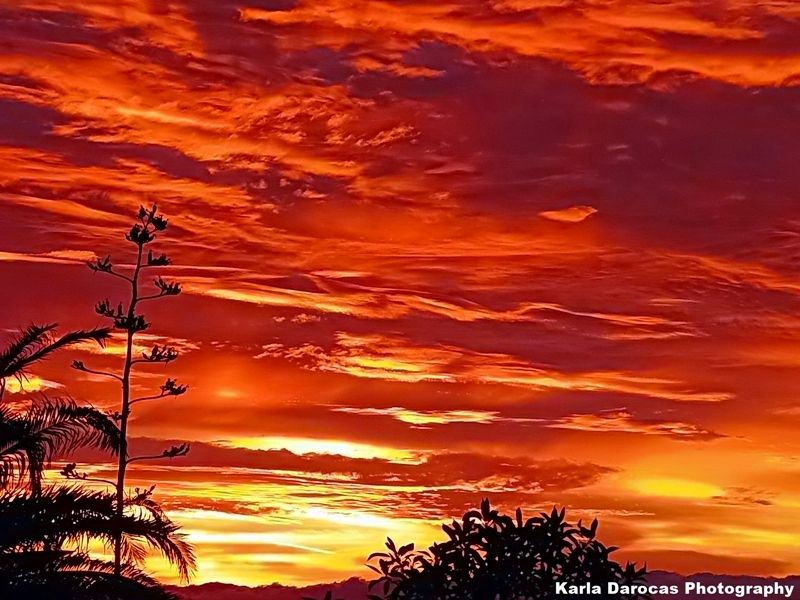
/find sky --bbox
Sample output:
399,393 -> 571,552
1,0 -> 800,588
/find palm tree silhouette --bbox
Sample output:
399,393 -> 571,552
0,487 -> 184,599
0,398 -> 119,496
0,324 -> 116,495
0,323 -> 191,598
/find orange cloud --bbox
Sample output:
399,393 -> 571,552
2,0 -> 800,586
539,205 -> 597,223
259,332 -> 732,402
548,409 -> 723,440
240,0 -> 800,86
331,406 -> 503,425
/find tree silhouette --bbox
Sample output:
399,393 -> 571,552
0,324 -> 180,598
72,203 -> 193,578
366,499 -> 648,600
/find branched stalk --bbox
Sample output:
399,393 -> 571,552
76,204 -> 192,579
113,241 -> 143,576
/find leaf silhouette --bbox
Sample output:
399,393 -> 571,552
365,498 -> 649,600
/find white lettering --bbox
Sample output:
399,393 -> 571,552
683,581 -> 795,598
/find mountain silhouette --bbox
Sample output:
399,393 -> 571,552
169,577 -> 368,600
170,572 -> 800,600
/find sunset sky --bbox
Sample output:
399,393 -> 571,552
2,0 -> 800,588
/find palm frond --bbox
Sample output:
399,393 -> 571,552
0,486 -> 195,580
0,324 -> 111,382
115,500 -> 196,581
0,324 -> 58,378
0,549 -> 177,600
0,399 -> 120,493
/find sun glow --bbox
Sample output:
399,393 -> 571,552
2,375 -> 61,394
217,436 -> 420,462
629,478 -> 724,499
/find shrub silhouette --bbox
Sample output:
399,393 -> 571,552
366,499 -> 647,600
